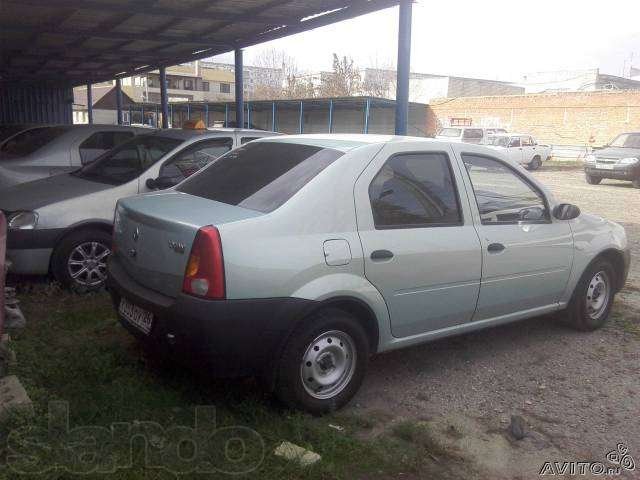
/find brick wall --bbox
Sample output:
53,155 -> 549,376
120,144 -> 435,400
426,90 -> 640,146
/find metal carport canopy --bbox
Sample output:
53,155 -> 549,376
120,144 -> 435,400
0,0 -> 402,86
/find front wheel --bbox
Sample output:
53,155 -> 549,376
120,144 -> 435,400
51,229 -> 112,292
585,174 -> 602,185
275,308 -> 369,414
566,259 -> 615,331
529,156 -> 542,170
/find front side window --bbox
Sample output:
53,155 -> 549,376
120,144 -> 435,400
177,142 -> 343,213
75,135 -> 181,185
0,126 -> 71,158
79,131 -> 135,165
369,152 -> 462,229
509,137 -> 521,147
521,136 -> 533,147
463,154 -> 549,225
159,138 -> 233,184
241,137 -> 262,145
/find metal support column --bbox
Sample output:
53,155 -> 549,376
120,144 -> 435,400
247,102 -> 251,128
328,99 -> 334,133
86,82 -> 93,124
115,78 -> 123,125
224,104 -> 229,127
235,48 -> 244,128
186,103 -> 191,120
155,105 -> 159,128
160,66 -> 169,128
271,101 -> 276,131
364,98 -> 371,134
205,103 -> 209,127
299,101 -> 304,134
141,104 -> 144,125
395,0 -> 412,135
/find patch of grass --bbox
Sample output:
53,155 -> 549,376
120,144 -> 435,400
0,288 -> 449,479
615,314 -> 640,339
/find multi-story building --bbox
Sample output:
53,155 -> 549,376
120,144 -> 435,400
202,61 -> 284,100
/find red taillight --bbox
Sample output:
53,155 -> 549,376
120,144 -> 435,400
182,226 -> 225,299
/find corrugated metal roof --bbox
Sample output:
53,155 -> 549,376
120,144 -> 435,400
0,0 -> 400,86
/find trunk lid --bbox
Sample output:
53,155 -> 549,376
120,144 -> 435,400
114,191 -> 262,298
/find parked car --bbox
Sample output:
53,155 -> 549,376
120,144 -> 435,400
487,133 -> 552,170
435,126 -> 487,144
107,135 -> 629,414
0,124 -> 150,189
0,128 -> 277,290
584,132 -> 640,188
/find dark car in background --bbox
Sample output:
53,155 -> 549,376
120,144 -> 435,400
585,132 -> 640,188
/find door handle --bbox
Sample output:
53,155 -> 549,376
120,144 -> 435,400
487,243 -> 506,253
371,250 -> 394,261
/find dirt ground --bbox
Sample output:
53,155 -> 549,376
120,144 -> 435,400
349,167 -> 640,479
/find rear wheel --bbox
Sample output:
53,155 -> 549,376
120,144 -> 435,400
51,229 -> 112,292
529,156 -> 542,170
275,308 -> 369,414
566,259 -> 615,331
585,174 -> 602,185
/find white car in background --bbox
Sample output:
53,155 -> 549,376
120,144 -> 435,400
435,127 -> 506,145
487,133 -> 552,170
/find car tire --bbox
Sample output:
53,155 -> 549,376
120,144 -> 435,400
529,156 -> 542,170
585,174 -> 602,185
632,178 -> 640,189
275,308 -> 369,415
566,258 -> 616,331
51,229 -> 112,292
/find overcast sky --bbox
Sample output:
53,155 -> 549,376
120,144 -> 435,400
210,0 -> 640,81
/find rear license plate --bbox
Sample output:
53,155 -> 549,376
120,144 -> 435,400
596,163 -> 615,170
119,298 -> 153,334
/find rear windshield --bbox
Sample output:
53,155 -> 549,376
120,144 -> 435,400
438,128 -> 461,137
0,126 -> 71,158
74,135 -> 182,185
0,125 -> 29,142
177,142 -> 344,213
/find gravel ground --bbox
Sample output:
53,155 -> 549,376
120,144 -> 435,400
349,167 -> 640,479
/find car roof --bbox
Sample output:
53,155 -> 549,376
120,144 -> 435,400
146,128 -> 275,141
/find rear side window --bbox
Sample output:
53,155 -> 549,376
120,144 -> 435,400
79,131 -> 135,164
462,129 -> 483,140
0,126 -> 71,157
177,142 -> 343,213
241,137 -> 261,144
369,152 -> 462,229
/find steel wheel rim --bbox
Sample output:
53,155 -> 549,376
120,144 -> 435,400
300,330 -> 356,400
585,270 -> 610,321
67,241 -> 111,287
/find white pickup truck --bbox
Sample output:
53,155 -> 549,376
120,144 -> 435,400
487,133 -> 552,170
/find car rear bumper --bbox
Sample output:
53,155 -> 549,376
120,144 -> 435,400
107,256 -> 313,377
585,164 -> 640,180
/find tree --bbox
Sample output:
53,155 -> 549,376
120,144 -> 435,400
319,54 -> 362,97
361,56 -> 396,99
249,48 -> 316,100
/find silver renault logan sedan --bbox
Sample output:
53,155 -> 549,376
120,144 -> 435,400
1,128 -> 276,290
107,135 -> 630,414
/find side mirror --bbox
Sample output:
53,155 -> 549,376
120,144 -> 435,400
520,206 -> 546,221
553,203 -> 581,221
146,176 -> 176,190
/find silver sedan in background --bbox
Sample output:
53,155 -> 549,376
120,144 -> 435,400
0,124 -> 150,189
